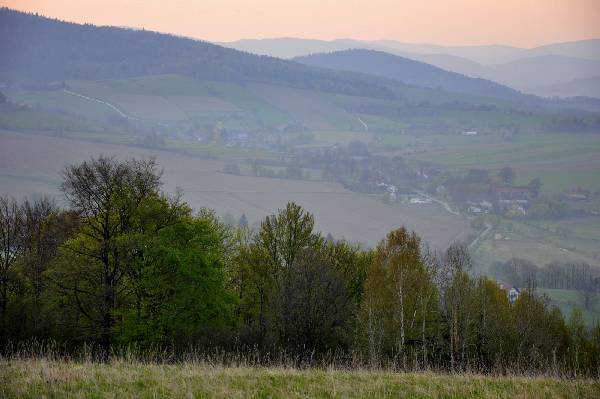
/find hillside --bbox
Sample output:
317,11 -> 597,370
223,37 -> 600,98
1,8 -> 599,137
295,49 -> 522,99
530,76 -> 600,98
0,8 -> 397,100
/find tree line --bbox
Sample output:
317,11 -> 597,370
1,156 -> 599,375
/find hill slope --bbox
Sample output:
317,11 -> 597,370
1,8 -> 598,135
222,37 -> 600,98
489,55 -> 600,89
295,49 -> 522,99
0,8 -> 399,100
529,76 -> 600,98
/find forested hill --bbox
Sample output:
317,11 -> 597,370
0,8 -> 404,99
1,8 -> 597,111
0,8 -> 544,106
295,49 -> 525,100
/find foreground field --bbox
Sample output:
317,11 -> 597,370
1,360 -> 598,399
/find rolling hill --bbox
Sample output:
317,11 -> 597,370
529,76 -> 600,98
294,49 -> 522,99
1,7 -> 599,137
222,37 -> 600,98
488,55 -> 600,89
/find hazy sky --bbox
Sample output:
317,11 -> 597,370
2,0 -> 600,47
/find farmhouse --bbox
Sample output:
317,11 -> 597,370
564,187 -> 589,201
494,186 -> 532,213
498,282 -> 521,304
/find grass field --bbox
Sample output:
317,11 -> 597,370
381,133 -> 600,194
309,130 -> 375,146
1,360 -> 598,399
66,75 -> 293,128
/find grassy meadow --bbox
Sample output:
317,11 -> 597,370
1,359 -> 599,399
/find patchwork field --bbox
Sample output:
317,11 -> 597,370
248,83 -> 362,130
381,133 -> 600,194
0,130 -> 472,248
2,360 -> 598,399
62,75 -> 293,128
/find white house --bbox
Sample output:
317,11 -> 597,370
508,286 -> 520,304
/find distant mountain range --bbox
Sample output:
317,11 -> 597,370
1,6 -> 599,138
0,8 -> 526,104
295,49 -> 521,100
221,38 -> 600,98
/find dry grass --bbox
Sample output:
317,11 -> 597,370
1,359 -> 598,398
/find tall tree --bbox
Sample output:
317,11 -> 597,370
359,227 -> 438,368
0,197 -> 23,350
58,156 -> 162,361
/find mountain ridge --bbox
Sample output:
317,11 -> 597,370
294,49 -> 522,100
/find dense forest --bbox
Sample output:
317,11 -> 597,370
1,156 -> 599,375
0,8 -> 398,99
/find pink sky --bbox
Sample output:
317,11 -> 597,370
2,0 -> 599,47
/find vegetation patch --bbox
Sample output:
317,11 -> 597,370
2,360 -> 598,399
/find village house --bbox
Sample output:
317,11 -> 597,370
494,186 -> 533,214
564,187 -> 589,201
498,282 -> 521,304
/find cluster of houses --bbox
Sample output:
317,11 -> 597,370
379,183 -> 432,205
494,185 -> 533,216
464,185 -> 534,216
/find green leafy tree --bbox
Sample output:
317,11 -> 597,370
116,212 -> 234,347
55,156 -> 163,361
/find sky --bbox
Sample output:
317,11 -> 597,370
2,0 -> 600,47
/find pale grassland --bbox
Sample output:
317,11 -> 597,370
1,359 -> 599,398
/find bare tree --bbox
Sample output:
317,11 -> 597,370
0,196 -> 23,349
59,156 -> 161,361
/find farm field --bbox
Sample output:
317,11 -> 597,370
383,133 -> 600,194
472,217 -> 600,324
472,217 -> 600,271
2,360 -> 598,399
26,75 -> 295,129
310,130 -> 375,146
0,130 -> 472,248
